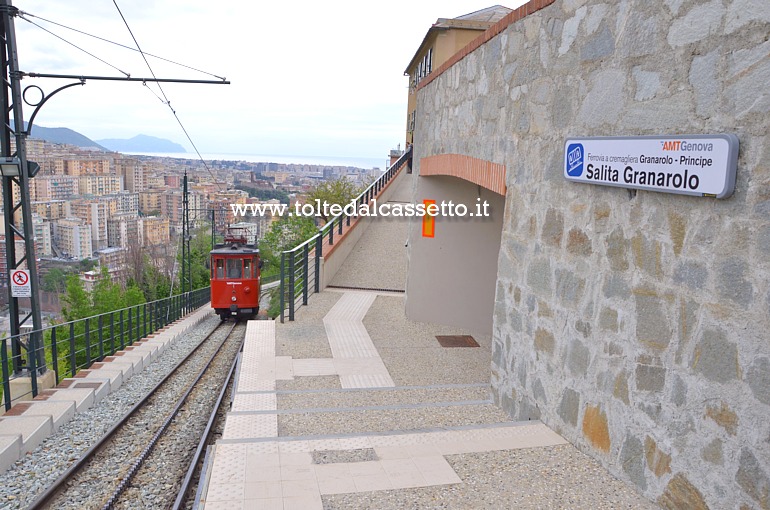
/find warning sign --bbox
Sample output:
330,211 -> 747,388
10,269 -> 30,298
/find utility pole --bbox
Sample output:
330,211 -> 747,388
182,171 -> 191,295
0,0 -> 45,378
0,0 -> 227,397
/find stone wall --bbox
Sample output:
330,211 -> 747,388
412,0 -> 770,508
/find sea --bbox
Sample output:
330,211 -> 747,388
125,152 -> 387,170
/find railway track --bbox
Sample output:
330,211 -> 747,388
27,320 -> 246,510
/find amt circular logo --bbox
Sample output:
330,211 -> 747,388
566,143 -> 584,177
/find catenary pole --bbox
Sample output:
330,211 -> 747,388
0,0 -> 45,375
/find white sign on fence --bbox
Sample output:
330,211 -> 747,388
564,134 -> 739,198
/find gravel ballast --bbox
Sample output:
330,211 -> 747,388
0,313 -> 222,510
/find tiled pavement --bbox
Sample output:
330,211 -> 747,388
200,171 -> 657,509
202,289 -> 569,510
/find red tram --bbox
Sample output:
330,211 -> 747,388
210,230 -> 261,320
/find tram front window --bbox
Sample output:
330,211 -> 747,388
226,259 -> 242,279
244,259 -> 252,279
215,259 -> 224,279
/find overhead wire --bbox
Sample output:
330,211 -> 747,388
17,11 -> 226,81
15,4 -> 227,191
18,14 -> 130,77
110,0 -> 224,191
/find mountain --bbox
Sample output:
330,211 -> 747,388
24,124 -> 108,151
96,134 -> 186,153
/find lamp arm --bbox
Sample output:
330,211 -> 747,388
24,80 -> 85,134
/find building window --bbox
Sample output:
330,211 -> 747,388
413,47 -> 434,88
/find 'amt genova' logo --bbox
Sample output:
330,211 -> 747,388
566,143 -> 584,176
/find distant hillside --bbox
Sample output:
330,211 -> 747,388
21,124 -> 108,151
96,134 -> 186,153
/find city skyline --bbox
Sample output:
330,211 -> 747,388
12,0 -> 526,162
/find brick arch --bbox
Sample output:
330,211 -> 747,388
420,154 -> 506,195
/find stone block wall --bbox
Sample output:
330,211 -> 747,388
413,0 -> 770,508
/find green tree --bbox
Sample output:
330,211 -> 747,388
124,281 -> 146,307
61,274 -> 91,322
143,262 -> 171,302
78,259 -> 98,272
234,185 -> 290,204
260,216 -> 317,267
308,178 -> 361,223
259,216 -> 318,319
42,268 -> 70,293
188,225 -> 214,290
92,267 -> 126,315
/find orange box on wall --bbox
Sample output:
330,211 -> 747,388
422,199 -> 435,238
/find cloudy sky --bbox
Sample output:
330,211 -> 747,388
11,0 -> 525,163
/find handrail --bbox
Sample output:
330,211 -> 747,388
0,286 -> 211,411
279,146 -> 412,322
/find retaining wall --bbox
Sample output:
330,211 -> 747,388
413,0 -> 770,507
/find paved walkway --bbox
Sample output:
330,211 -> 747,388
200,172 -> 657,509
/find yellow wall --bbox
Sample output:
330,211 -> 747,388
405,28 -> 488,145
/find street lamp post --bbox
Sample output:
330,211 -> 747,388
1,0 -> 46,380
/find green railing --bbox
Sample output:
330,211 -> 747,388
1,287 -> 210,411
279,146 -> 412,322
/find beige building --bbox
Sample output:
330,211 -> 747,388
140,216 -> 170,247
403,5 -> 511,145
54,218 -> 93,259
78,175 -> 123,196
210,190 -> 250,230
32,214 -> 52,258
161,190 -> 206,225
139,191 -> 163,215
99,192 -> 140,216
64,158 -> 111,176
162,191 -> 184,224
145,174 -> 166,189
31,200 -> 68,221
94,247 -> 128,284
107,214 -> 141,248
66,199 -> 109,250
33,175 -> 79,201
115,158 -> 147,193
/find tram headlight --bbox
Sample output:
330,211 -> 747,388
244,286 -> 251,294
231,296 -> 237,302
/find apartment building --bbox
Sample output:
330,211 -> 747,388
64,158 -> 111,176
53,218 -> 93,259
164,175 -> 181,188
140,216 -> 170,246
32,214 -> 52,258
33,175 -> 79,201
78,174 -> 123,196
107,214 -> 140,249
145,174 -> 166,189
31,200 -> 68,221
66,199 -> 109,250
25,138 -> 60,175
161,190 -> 206,225
210,190 -> 250,230
114,158 -> 147,193
94,247 -> 128,283
100,192 -> 140,216
403,5 -> 511,145
139,191 -> 163,215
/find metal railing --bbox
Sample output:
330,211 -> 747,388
279,146 -> 412,322
1,287 -> 210,411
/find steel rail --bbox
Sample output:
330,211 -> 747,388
26,320 -> 237,510
102,322 -> 242,509
171,346 -> 240,510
